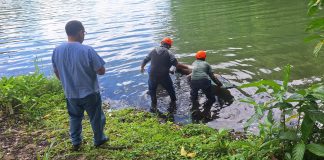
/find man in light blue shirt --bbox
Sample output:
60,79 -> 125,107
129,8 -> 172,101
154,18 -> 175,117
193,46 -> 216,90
52,20 -> 108,150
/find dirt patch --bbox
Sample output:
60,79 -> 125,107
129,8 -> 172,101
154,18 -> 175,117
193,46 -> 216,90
0,114 -> 49,160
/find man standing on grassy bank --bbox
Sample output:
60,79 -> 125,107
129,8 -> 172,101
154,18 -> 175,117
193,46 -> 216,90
51,20 -> 108,150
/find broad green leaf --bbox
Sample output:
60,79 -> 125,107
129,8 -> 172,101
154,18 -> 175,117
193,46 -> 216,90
239,81 -> 263,88
240,97 -> 257,105
279,131 -> 298,141
311,93 -> 324,101
308,83 -> 323,91
260,80 -> 281,93
273,102 -> 293,110
312,85 -> 324,94
309,85 -> 324,100
255,87 -> 267,94
240,80 -> 281,93
307,110 -> 324,124
299,103 -> 318,113
308,0 -> 320,7
304,34 -> 323,42
285,152 -> 292,160
301,114 -> 314,141
308,5 -> 318,16
313,40 -> 324,57
306,143 -> 324,157
267,109 -> 274,124
292,142 -> 305,160
307,0 -> 321,16
306,18 -> 324,31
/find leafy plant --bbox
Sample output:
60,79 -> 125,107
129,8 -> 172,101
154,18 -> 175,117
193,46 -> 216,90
240,65 -> 324,159
306,0 -> 324,57
0,72 -> 64,121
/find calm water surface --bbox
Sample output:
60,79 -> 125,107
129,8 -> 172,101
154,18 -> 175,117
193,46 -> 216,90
1,0 -> 323,130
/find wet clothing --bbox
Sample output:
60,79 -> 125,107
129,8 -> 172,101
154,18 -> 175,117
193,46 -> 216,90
52,42 -> 105,99
51,41 -> 107,146
190,60 -> 218,116
191,59 -> 222,86
142,46 -> 178,78
148,75 -> 176,104
190,78 -> 216,122
142,45 -> 178,103
190,78 -> 216,107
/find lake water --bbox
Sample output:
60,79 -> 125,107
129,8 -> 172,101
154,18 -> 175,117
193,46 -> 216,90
1,0 -> 323,130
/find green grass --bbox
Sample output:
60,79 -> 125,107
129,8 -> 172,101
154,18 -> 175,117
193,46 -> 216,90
42,107 -> 240,159
1,73 -> 280,160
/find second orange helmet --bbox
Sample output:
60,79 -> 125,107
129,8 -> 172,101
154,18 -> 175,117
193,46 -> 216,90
196,50 -> 206,59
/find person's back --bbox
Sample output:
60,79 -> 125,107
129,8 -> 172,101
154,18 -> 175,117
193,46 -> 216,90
141,37 -> 178,113
52,42 -> 101,98
190,50 -> 222,122
191,60 -> 212,81
149,46 -> 174,78
51,20 -> 108,151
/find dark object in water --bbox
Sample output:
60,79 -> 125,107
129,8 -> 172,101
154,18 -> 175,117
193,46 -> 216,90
213,85 -> 234,107
175,65 -> 235,107
173,63 -> 192,75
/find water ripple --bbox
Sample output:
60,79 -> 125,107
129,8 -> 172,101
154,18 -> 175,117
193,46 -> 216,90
1,0 -> 323,127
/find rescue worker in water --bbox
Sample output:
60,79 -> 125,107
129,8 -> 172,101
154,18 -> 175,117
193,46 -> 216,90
190,50 -> 223,122
140,37 -> 187,113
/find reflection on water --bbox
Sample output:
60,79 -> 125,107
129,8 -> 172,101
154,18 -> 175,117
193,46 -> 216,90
0,0 -> 323,130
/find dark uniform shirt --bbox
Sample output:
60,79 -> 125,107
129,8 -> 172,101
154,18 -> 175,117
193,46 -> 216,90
142,46 -> 178,77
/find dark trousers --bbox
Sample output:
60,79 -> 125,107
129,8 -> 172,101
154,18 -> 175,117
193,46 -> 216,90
148,75 -> 176,104
190,79 -> 216,112
66,92 -> 107,146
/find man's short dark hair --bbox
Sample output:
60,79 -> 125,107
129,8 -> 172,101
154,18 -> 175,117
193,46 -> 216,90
65,20 -> 84,36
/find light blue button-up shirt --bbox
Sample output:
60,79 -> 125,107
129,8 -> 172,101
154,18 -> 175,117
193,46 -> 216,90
52,42 -> 105,98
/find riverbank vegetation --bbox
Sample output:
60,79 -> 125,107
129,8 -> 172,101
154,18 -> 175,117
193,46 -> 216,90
306,0 -> 324,57
0,72 -> 262,160
0,69 -> 323,160
1,1 -> 323,159
0,72 -> 261,159
240,65 -> 324,160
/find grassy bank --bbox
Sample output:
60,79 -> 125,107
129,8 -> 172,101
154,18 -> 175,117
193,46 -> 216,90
0,72 -> 323,160
0,73 -> 260,160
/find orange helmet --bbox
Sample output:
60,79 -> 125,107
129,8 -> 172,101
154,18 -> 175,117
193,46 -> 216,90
196,50 -> 206,59
161,37 -> 173,45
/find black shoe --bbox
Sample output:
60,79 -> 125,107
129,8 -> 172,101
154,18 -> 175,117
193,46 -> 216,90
72,143 -> 81,151
191,110 -> 203,123
150,107 -> 160,114
201,110 -> 212,123
95,138 -> 109,148
150,101 -> 158,112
